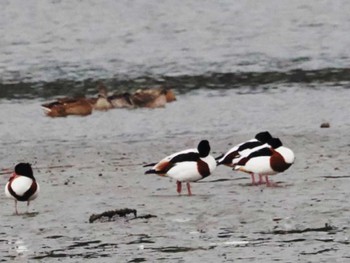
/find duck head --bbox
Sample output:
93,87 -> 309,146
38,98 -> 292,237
15,163 -> 34,179
197,140 -> 211,157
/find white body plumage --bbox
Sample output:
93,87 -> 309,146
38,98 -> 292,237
5,176 -> 40,201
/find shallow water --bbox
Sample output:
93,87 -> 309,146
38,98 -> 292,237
1,86 -> 350,262
1,0 -> 350,98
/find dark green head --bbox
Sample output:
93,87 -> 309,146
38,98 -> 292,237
198,140 -> 211,157
267,138 -> 283,149
15,163 -> 34,179
255,131 -> 273,143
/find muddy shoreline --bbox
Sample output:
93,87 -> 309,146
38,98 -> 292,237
1,87 -> 350,262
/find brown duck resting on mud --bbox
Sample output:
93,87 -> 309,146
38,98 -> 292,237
108,92 -> 134,109
92,83 -> 114,111
108,87 -> 176,109
130,88 -> 176,108
41,85 -> 177,117
41,97 -> 93,117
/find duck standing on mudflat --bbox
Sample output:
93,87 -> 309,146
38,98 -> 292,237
144,140 -> 216,196
216,131 -> 274,184
5,163 -> 40,215
233,138 -> 295,187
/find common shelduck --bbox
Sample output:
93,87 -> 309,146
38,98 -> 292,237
233,138 -> 295,187
5,163 -> 40,215
216,131 -> 274,184
144,140 -> 216,195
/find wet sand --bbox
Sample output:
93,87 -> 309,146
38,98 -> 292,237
1,86 -> 350,262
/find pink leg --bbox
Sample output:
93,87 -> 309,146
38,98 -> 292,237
186,182 -> 192,196
258,174 -> 265,185
250,173 -> 256,185
177,181 -> 182,194
265,176 -> 277,187
15,200 -> 19,215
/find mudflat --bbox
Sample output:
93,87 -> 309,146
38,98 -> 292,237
1,86 -> 350,262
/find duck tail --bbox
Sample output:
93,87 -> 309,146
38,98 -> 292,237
41,106 -> 52,113
145,169 -> 156,174
145,168 -> 166,175
215,154 -> 225,166
215,154 -> 224,161
232,166 -> 237,171
143,162 -> 157,167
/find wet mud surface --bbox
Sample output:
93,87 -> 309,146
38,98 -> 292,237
1,87 -> 350,262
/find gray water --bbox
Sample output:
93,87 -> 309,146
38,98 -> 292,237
1,0 -> 350,97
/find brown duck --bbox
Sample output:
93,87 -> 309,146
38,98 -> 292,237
131,88 -> 176,108
92,83 -> 113,111
41,97 -> 93,117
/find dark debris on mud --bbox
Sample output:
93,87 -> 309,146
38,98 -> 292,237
126,233 -> 155,245
259,223 -> 337,235
300,248 -> 337,255
31,251 -> 111,259
89,208 -> 157,223
128,258 -> 147,263
31,240 -> 118,259
147,245 -> 215,253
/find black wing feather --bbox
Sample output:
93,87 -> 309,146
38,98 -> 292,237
247,147 -> 273,159
170,152 -> 200,164
237,141 -> 264,152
